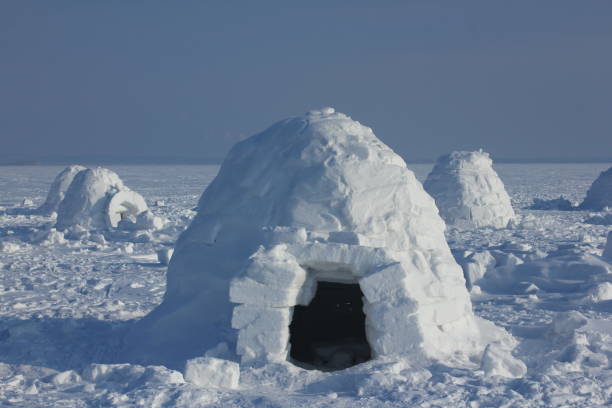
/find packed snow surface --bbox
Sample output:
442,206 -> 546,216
0,160 -> 611,407
424,150 -> 516,228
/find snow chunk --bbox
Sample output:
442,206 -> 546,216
584,210 -> 612,225
157,248 -> 174,265
184,357 -> 239,389
0,241 -> 21,253
579,166 -> 612,210
37,165 -> 86,215
480,344 -> 527,378
585,282 -> 612,303
528,196 -> 574,211
549,311 -> 588,338
424,150 -> 515,228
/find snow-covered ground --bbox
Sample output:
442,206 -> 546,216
0,163 -> 611,407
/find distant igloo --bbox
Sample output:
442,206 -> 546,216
125,108 -> 513,371
424,150 -> 515,228
579,166 -> 612,211
55,167 -> 149,231
37,165 -> 86,215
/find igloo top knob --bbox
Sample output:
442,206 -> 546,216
307,107 -> 335,116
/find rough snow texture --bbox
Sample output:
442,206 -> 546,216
424,150 -> 515,228
604,230 -> 612,260
528,196 -> 574,211
184,357 -> 239,389
37,165 -> 86,215
580,166 -> 612,210
1,163 -> 611,407
55,167 -> 149,231
125,108 -> 511,370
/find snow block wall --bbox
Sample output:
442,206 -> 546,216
125,108 -> 513,370
424,150 -> 515,228
55,167 -> 149,231
37,165 -> 86,215
580,166 -> 612,211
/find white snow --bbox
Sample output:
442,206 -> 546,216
55,167 -> 153,232
0,161 -> 611,407
580,166 -> 612,210
184,357 -> 239,389
424,150 -> 516,228
124,108 -> 511,372
37,165 -> 86,216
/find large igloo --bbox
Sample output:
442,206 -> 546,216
579,166 -> 612,211
55,167 -> 149,231
124,108 -> 514,371
37,165 -> 86,215
424,150 -> 515,229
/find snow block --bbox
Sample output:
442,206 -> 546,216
184,357 -> 239,389
480,344 -> 527,378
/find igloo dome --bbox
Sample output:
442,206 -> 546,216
124,109 -> 513,371
424,150 -> 515,229
55,167 -> 149,231
579,166 -> 612,211
37,165 -> 86,215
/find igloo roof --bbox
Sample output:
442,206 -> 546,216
124,109 -> 509,370
580,166 -> 612,211
424,150 -> 515,228
192,107 -> 433,251
37,165 -> 86,215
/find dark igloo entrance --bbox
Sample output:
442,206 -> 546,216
289,281 -> 371,371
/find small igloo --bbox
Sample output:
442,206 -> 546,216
125,108 -> 513,371
37,165 -> 86,215
579,166 -> 612,211
424,150 -> 515,229
55,167 -> 149,231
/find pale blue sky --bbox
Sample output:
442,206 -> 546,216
1,1 -> 611,163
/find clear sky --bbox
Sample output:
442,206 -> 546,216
1,1 -> 611,163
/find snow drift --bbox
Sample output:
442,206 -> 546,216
124,108 -> 515,371
55,167 -> 150,231
37,165 -> 86,215
424,150 -> 515,228
579,166 -> 612,211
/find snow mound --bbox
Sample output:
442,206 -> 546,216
55,167 -> 150,231
125,108 -> 513,371
37,165 -> 86,215
584,210 -> 612,225
579,166 -> 612,211
424,150 -> 515,228
480,343 -> 527,378
528,196 -> 574,211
